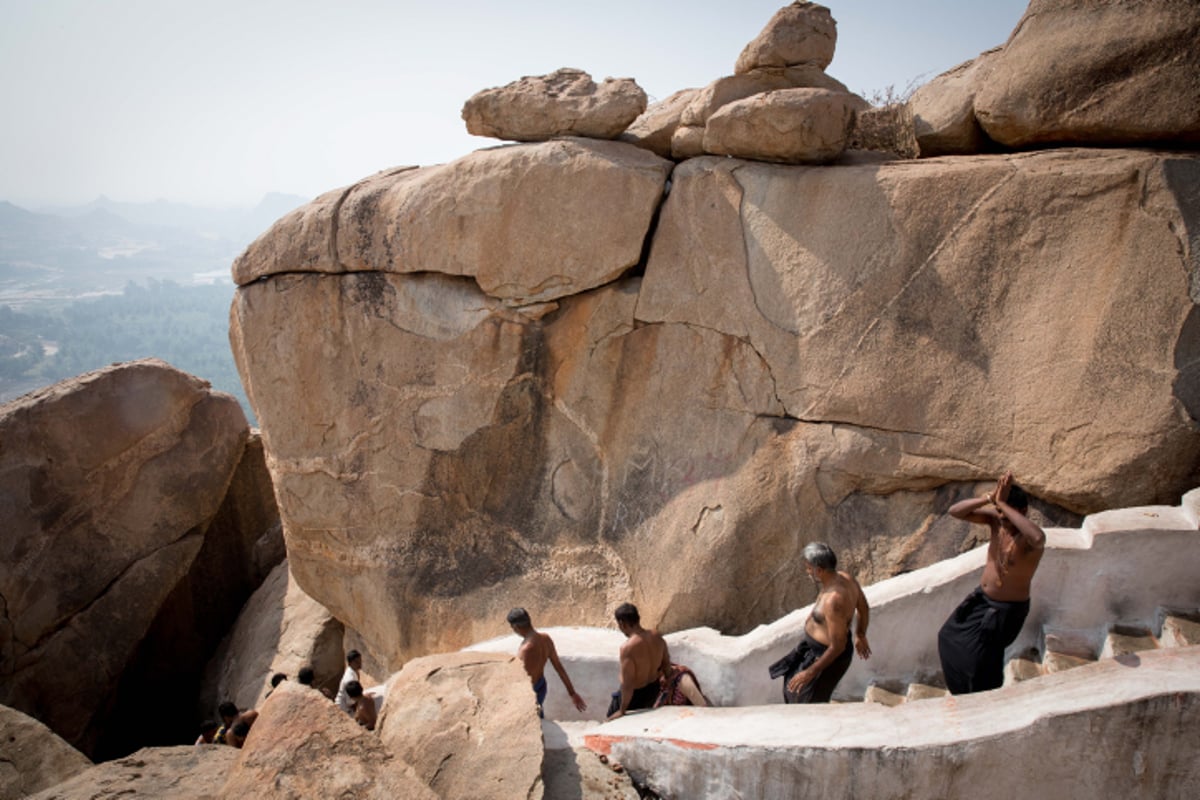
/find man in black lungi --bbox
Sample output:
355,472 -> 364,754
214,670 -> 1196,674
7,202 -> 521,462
938,471 -> 1046,694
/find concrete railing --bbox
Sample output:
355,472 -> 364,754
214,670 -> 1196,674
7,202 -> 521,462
468,488 -> 1200,720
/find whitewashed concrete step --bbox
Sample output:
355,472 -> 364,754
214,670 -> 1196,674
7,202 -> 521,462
863,683 -> 906,706
1003,653 -> 1043,685
905,682 -> 948,702
585,646 -> 1200,800
1161,612 -> 1200,648
1100,625 -> 1158,659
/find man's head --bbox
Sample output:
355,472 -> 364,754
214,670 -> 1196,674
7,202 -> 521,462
229,720 -> 252,748
506,607 -> 532,634
802,542 -> 837,583
270,672 -> 287,689
1007,483 -> 1030,513
345,680 -> 364,700
198,719 -> 218,743
217,701 -> 238,725
347,650 -> 362,670
297,666 -> 315,686
614,602 -> 640,634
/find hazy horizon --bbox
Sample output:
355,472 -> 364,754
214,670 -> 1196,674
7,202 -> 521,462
1,0 -> 1029,209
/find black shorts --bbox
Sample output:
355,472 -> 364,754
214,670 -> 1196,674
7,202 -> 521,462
937,587 -> 1030,695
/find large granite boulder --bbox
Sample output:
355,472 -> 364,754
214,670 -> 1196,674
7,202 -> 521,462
619,88 -> 698,159
28,746 -> 236,800
233,138 -> 671,303
735,1 -> 837,74
0,705 -> 91,800
463,68 -> 647,142
199,559 -> 345,715
974,0 -> 1200,147
702,88 -> 858,164
909,48 -> 1000,156
0,359 -> 250,754
377,652 -> 543,800
221,683 -> 436,800
231,145 -> 1200,665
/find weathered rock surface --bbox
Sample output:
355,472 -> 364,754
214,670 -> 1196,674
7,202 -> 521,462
231,145 -> 1200,665
0,705 -> 91,800
0,359 -> 250,753
974,0 -> 1200,147
463,68 -> 647,142
199,560 -> 344,715
28,746 -> 236,800
703,88 -> 858,164
619,88 -> 698,159
377,651 -> 543,800
222,683 -> 436,800
671,66 -> 856,159
735,1 -> 837,74
909,48 -> 999,156
233,138 -> 671,303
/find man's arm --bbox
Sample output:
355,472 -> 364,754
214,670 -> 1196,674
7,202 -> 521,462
949,495 -> 1001,525
658,635 -> 672,683
607,644 -> 639,720
995,500 -> 1046,549
787,595 -> 851,693
548,640 -> 588,712
853,578 -> 871,659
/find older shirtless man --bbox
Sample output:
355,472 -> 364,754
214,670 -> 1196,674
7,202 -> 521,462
771,542 -> 871,703
507,608 -> 587,717
938,471 -> 1045,694
607,603 -> 670,720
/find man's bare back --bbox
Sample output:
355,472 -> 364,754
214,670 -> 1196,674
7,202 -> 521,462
608,603 -> 670,719
517,630 -> 555,684
507,608 -> 587,714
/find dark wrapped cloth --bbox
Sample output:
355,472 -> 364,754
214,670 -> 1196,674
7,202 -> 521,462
937,586 -> 1030,695
770,632 -> 853,704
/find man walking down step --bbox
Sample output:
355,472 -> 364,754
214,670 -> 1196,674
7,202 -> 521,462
507,607 -> 588,718
771,542 -> 871,703
938,471 -> 1046,694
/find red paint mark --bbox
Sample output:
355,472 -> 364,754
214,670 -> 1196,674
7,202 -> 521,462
664,738 -> 719,751
584,734 -> 719,754
584,734 -> 618,756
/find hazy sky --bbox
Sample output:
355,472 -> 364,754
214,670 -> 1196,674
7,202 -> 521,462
0,0 -> 1029,209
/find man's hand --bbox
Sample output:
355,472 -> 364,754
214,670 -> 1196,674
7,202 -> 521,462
787,668 -> 815,694
570,691 -> 588,712
992,471 -> 1013,505
606,709 -> 624,721
855,635 -> 871,659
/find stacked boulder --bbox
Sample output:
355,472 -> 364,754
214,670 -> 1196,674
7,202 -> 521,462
463,2 -> 867,165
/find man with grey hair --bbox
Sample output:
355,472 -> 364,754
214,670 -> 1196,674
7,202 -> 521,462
769,542 -> 871,703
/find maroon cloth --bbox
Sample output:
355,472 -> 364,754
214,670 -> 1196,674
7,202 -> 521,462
655,664 -> 707,707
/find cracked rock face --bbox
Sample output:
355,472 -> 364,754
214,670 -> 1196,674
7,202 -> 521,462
0,359 -> 249,752
231,141 -> 1200,665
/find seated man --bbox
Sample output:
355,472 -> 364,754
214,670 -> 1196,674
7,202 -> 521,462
506,607 -> 587,718
335,650 -> 363,714
606,602 -> 670,720
344,680 -> 377,731
194,719 -> 219,745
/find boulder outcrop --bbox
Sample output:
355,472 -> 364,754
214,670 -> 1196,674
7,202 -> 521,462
222,683 -> 436,800
231,143 -> 1200,667
199,560 -> 344,715
0,359 -> 253,754
909,48 -> 999,156
974,0 -> 1200,147
27,746 -> 237,800
0,705 -> 91,800
377,652 -> 544,800
463,68 -> 647,142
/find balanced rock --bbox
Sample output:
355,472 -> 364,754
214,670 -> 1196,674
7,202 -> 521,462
672,65 -> 855,159
974,0 -> 1200,147
463,68 -> 647,142
221,683 -> 436,800
619,88 -> 698,159
0,705 -> 91,800
735,1 -> 837,74
703,88 -> 859,164
198,560 -> 345,714
377,652 -> 543,800
909,48 -> 1000,157
0,359 -> 249,753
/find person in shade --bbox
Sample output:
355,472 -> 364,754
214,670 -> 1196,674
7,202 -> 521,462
770,542 -> 871,703
938,471 -> 1045,694
606,603 -> 670,720
344,680 -> 378,731
507,607 -> 588,718
194,719 -> 219,745
335,650 -> 363,714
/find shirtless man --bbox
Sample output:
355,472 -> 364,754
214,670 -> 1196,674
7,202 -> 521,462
938,471 -> 1045,694
344,680 -> 377,731
773,542 -> 871,703
507,608 -> 587,717
607,602 -> 670,720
